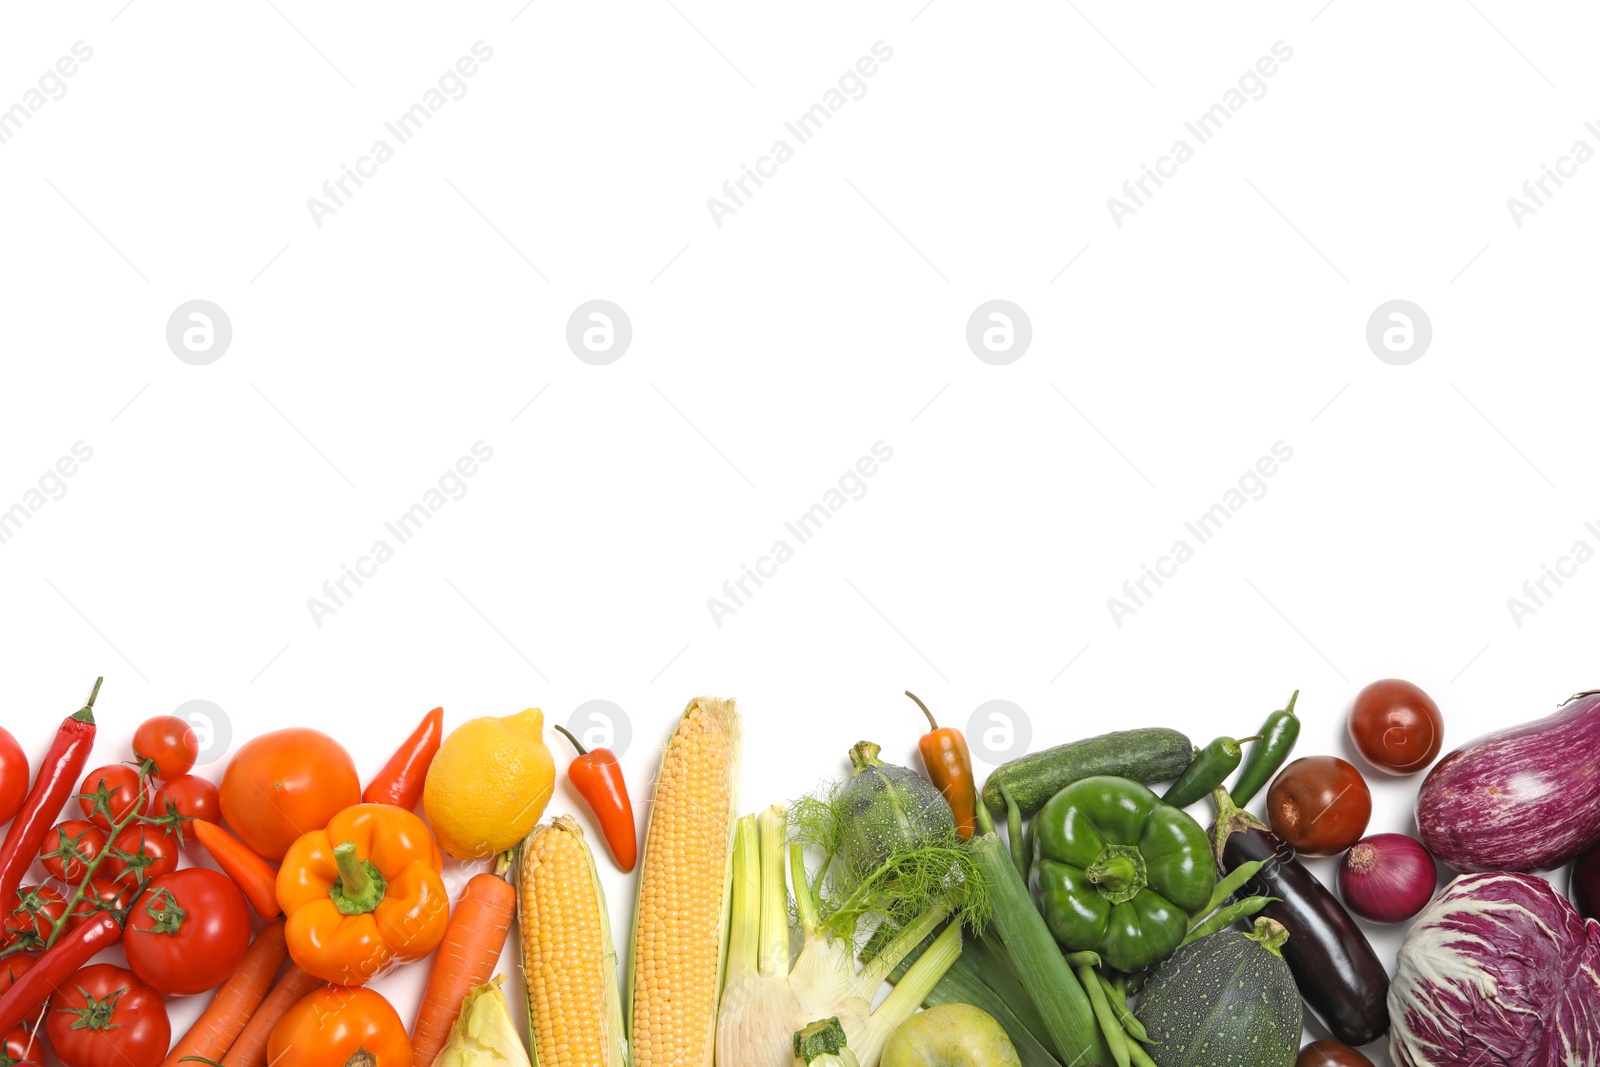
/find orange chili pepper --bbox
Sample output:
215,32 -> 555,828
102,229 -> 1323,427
192,819 -> 281,919
907,691 -> 977,839
552,726 -> 637,873
362,707 -> 443,811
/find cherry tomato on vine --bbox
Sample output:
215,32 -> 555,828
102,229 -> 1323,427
3,1024 -> 42,1067
132,716 -> 199,780
46,964 -> 169,1067
150,774 -> 220,826
0,729 -> 27,827
67,880 -> 136,930
103,825 -> 180,887
1348,678 -> 1445,776
39,820 -> 106,884
78,766 -> 152,831
1267,756 -> 1372,858
0,885 -> 66,950
0,958 -> 43,1026
123,869 -> 251,995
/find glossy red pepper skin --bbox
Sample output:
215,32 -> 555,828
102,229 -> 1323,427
0,914 -> 120,1034
908,692 -> 978,839
0,680 -> 101,909
553,727 -> 637,873
362,706 -> 444,811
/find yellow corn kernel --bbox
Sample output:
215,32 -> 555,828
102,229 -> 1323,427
628,696 -> 742,1067
518,816 -> 625,1067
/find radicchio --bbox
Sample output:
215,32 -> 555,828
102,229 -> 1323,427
1390,873 -> 1600,1066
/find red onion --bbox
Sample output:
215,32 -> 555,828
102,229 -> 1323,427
1337,833 -> 1436,923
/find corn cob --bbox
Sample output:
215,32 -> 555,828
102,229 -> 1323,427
628,696 -> 742,1067
517,816 -> 626,1067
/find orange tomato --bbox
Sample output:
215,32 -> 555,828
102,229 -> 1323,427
267,986 -> 410,1067
220,729 -> 360,861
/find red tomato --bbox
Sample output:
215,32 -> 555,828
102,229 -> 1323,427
0,958 -> 43,1026
122,869 -> 251,995
46,964 -> 169,1067
39,821 -> 107,884
103,825 -> 180,888
67,880 -> 136,930
150,775 -> 221,825
0,729 -> 26,827
219,729 -> 359,861
0,886 -> 66,951
133,716 -> 199,780
78,766 -> 152,831
4,1024 -> 42,1067
1267,756 -> 1373,858
1348,678 -> 1445,776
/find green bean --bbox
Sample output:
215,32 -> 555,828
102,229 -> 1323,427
1075,964 -> 1130,1067
1003,787 -> 1027,882
1191,858 -> 1267,927
1181,895 -> 1276,947
1128,1041 -> 1160,1067
1094,971 -> 1149,1043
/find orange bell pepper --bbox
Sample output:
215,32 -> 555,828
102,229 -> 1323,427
276,804 -> 449,986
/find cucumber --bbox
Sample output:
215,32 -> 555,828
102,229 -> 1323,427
981,728 -> 1192,815
1134,919 -> 1301,1067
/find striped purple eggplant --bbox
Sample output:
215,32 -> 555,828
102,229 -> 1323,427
1416,690 -> 1600,873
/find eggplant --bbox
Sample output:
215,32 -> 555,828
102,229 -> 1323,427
1212,790 -> 1390,1047
1416,690 -> 1600,873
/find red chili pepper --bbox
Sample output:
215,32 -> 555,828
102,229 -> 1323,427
907,691 -> 978,839
362,706 -> 444,811
552,726 -> 637,873
0,913 -> 119,1034
0,680 -> 100,909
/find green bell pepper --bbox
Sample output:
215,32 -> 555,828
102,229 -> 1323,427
1029,775 -> 1217,973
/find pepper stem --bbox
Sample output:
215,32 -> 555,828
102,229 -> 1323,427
1282,689 -> 1299,716
553,724 -> 589,757
1086,855 -> 1138,893
329,842 -> 387,915
74,676 -> 104,723
905,691 -> 938,731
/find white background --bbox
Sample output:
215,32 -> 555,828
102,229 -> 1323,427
3,2 -> 1598,1064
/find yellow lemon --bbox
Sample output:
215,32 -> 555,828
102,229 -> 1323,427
424,707 -> 555,860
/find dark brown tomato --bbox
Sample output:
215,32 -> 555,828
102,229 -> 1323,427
1267,756 -> 1371,858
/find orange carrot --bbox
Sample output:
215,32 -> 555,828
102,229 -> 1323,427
221,965 -> 322,1067
193,819 -> 281,919
410,870 -> 516,1067
160,921 -> 288,1067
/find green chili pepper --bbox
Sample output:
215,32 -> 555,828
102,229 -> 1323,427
1179,895 -> 1277,947
1162,734 -> 1260,809
1229,690 -> 1301,806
